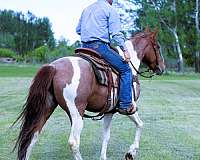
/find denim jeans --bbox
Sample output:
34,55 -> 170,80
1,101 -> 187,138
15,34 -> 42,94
82,41 -> 133,109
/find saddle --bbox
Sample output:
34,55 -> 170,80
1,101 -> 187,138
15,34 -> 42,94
75,48 -> 119,86
75,48 -> 140,119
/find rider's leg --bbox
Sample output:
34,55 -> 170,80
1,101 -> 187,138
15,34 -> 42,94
82,41 -> 136,114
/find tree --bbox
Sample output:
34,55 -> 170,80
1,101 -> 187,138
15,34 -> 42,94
0,32 -> 15,48
115,0 -> 198,72
0,9 -> 55,55
195,0 -> 200,72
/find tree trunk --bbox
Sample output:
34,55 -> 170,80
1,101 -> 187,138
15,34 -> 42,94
159,0 -> 184,72
195,0 -> 200,72
195,52 -> 200,72
172,29 -> 184,72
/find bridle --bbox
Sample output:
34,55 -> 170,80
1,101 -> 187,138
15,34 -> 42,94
130,34 -> 161,78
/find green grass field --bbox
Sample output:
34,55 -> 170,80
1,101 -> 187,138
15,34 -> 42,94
0,64 -> 200,160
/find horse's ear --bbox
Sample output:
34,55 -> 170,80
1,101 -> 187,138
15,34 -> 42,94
151,28 -> 158,39
154,28 -> 158,35
145,27 -> 150,33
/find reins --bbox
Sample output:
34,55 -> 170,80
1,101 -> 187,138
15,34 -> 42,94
129,61 -> 155,78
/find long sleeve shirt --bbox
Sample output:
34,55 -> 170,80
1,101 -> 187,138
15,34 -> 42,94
76,0 -> 127,51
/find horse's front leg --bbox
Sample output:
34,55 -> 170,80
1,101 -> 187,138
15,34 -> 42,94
125,111 -> 144,160
100,113 -> 113,160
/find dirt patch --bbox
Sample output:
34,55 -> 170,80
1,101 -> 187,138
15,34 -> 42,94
0,57 -> 16,63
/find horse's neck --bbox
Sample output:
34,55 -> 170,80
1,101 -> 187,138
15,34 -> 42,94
117,40 -> 141,75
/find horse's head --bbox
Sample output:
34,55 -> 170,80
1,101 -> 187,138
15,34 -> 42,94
132,28 -> 165,75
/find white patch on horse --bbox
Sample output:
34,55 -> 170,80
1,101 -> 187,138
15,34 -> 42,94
117,40 -> 140,75
63,57 -> 83,160
132,81 -> 137,102
25,131 -> 39,160
63,57 -> 82,116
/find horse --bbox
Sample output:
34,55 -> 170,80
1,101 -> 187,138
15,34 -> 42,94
14,28 -> 165,160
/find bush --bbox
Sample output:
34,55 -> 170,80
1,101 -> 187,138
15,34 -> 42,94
47,45 -> 75,62
0,48 -> 16,58
24,44 -> 75,63
14,55 -> 24,62
27,45 -> 49,63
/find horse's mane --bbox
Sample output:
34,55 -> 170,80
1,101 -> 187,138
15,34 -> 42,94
131,31 -> 151,40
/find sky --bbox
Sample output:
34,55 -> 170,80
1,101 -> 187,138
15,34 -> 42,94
0,0 -> 96,44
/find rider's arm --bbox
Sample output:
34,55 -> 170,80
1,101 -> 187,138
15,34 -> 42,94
108,8 -> 127,52
76,14 -> 82,35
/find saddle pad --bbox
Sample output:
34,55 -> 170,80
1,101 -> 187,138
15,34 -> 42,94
76,53 -> 111,86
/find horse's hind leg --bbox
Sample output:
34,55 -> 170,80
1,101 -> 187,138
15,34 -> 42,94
125,111 -> 144,160
63,89 -> 84,160
68,109 -> 83,160
100,113 -> 113,160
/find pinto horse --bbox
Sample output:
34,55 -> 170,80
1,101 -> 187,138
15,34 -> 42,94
14,28 -> 165,160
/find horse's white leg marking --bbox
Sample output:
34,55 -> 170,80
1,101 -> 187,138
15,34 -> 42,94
25,131 -> 39,160
63,57 -> 83,160
127,111 -> 144,158
100,113 -> 113,160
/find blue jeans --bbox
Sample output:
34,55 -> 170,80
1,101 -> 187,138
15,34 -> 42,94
82,41 -> 133,109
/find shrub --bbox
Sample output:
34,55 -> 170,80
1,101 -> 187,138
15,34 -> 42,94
47,45 -> 75,62
27,45 -> 49,63
0,48 -> 16,58
24,44 -> 75,63
14,55 -> 24,62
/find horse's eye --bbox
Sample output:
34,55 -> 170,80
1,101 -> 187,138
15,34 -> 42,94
156,44 -> 160,49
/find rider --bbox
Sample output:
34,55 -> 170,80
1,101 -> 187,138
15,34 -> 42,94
76,0 -> 136,115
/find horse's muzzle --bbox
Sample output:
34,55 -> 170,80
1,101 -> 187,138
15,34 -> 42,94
155,66 -> 164,75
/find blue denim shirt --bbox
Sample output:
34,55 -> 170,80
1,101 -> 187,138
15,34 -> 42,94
76,0 -> 127,51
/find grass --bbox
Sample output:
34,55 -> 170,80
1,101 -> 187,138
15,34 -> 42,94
0,63 -> 199,80
0,63 -> 200,160
0,63 -> 40,77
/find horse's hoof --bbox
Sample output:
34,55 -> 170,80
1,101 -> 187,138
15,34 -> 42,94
125,152 -> 134,160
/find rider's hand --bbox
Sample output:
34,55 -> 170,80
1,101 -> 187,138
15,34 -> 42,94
123,50 -> 131,62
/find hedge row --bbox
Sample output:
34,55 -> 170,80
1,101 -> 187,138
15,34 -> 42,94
0,45 -> 75,63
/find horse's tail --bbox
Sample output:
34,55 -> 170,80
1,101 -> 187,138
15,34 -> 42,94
13,64 -> 56,160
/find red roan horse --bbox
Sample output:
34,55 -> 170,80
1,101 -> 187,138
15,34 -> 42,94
14,28 -> 165,160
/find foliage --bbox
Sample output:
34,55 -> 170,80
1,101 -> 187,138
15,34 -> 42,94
26,45 -> 49,63
24,44 -> 75,63
0,32 -> 15,49
0,9 -> 78,64
71,40 -> 81,48
47,45 -> 75,62
115,0 -> 199,71
0,10 -> 55,55
0,48 -> 16,58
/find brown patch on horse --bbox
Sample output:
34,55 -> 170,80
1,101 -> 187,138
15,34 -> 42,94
75,59 -> 108,115
86,78 -> 108,112
131,33 -> 150,60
